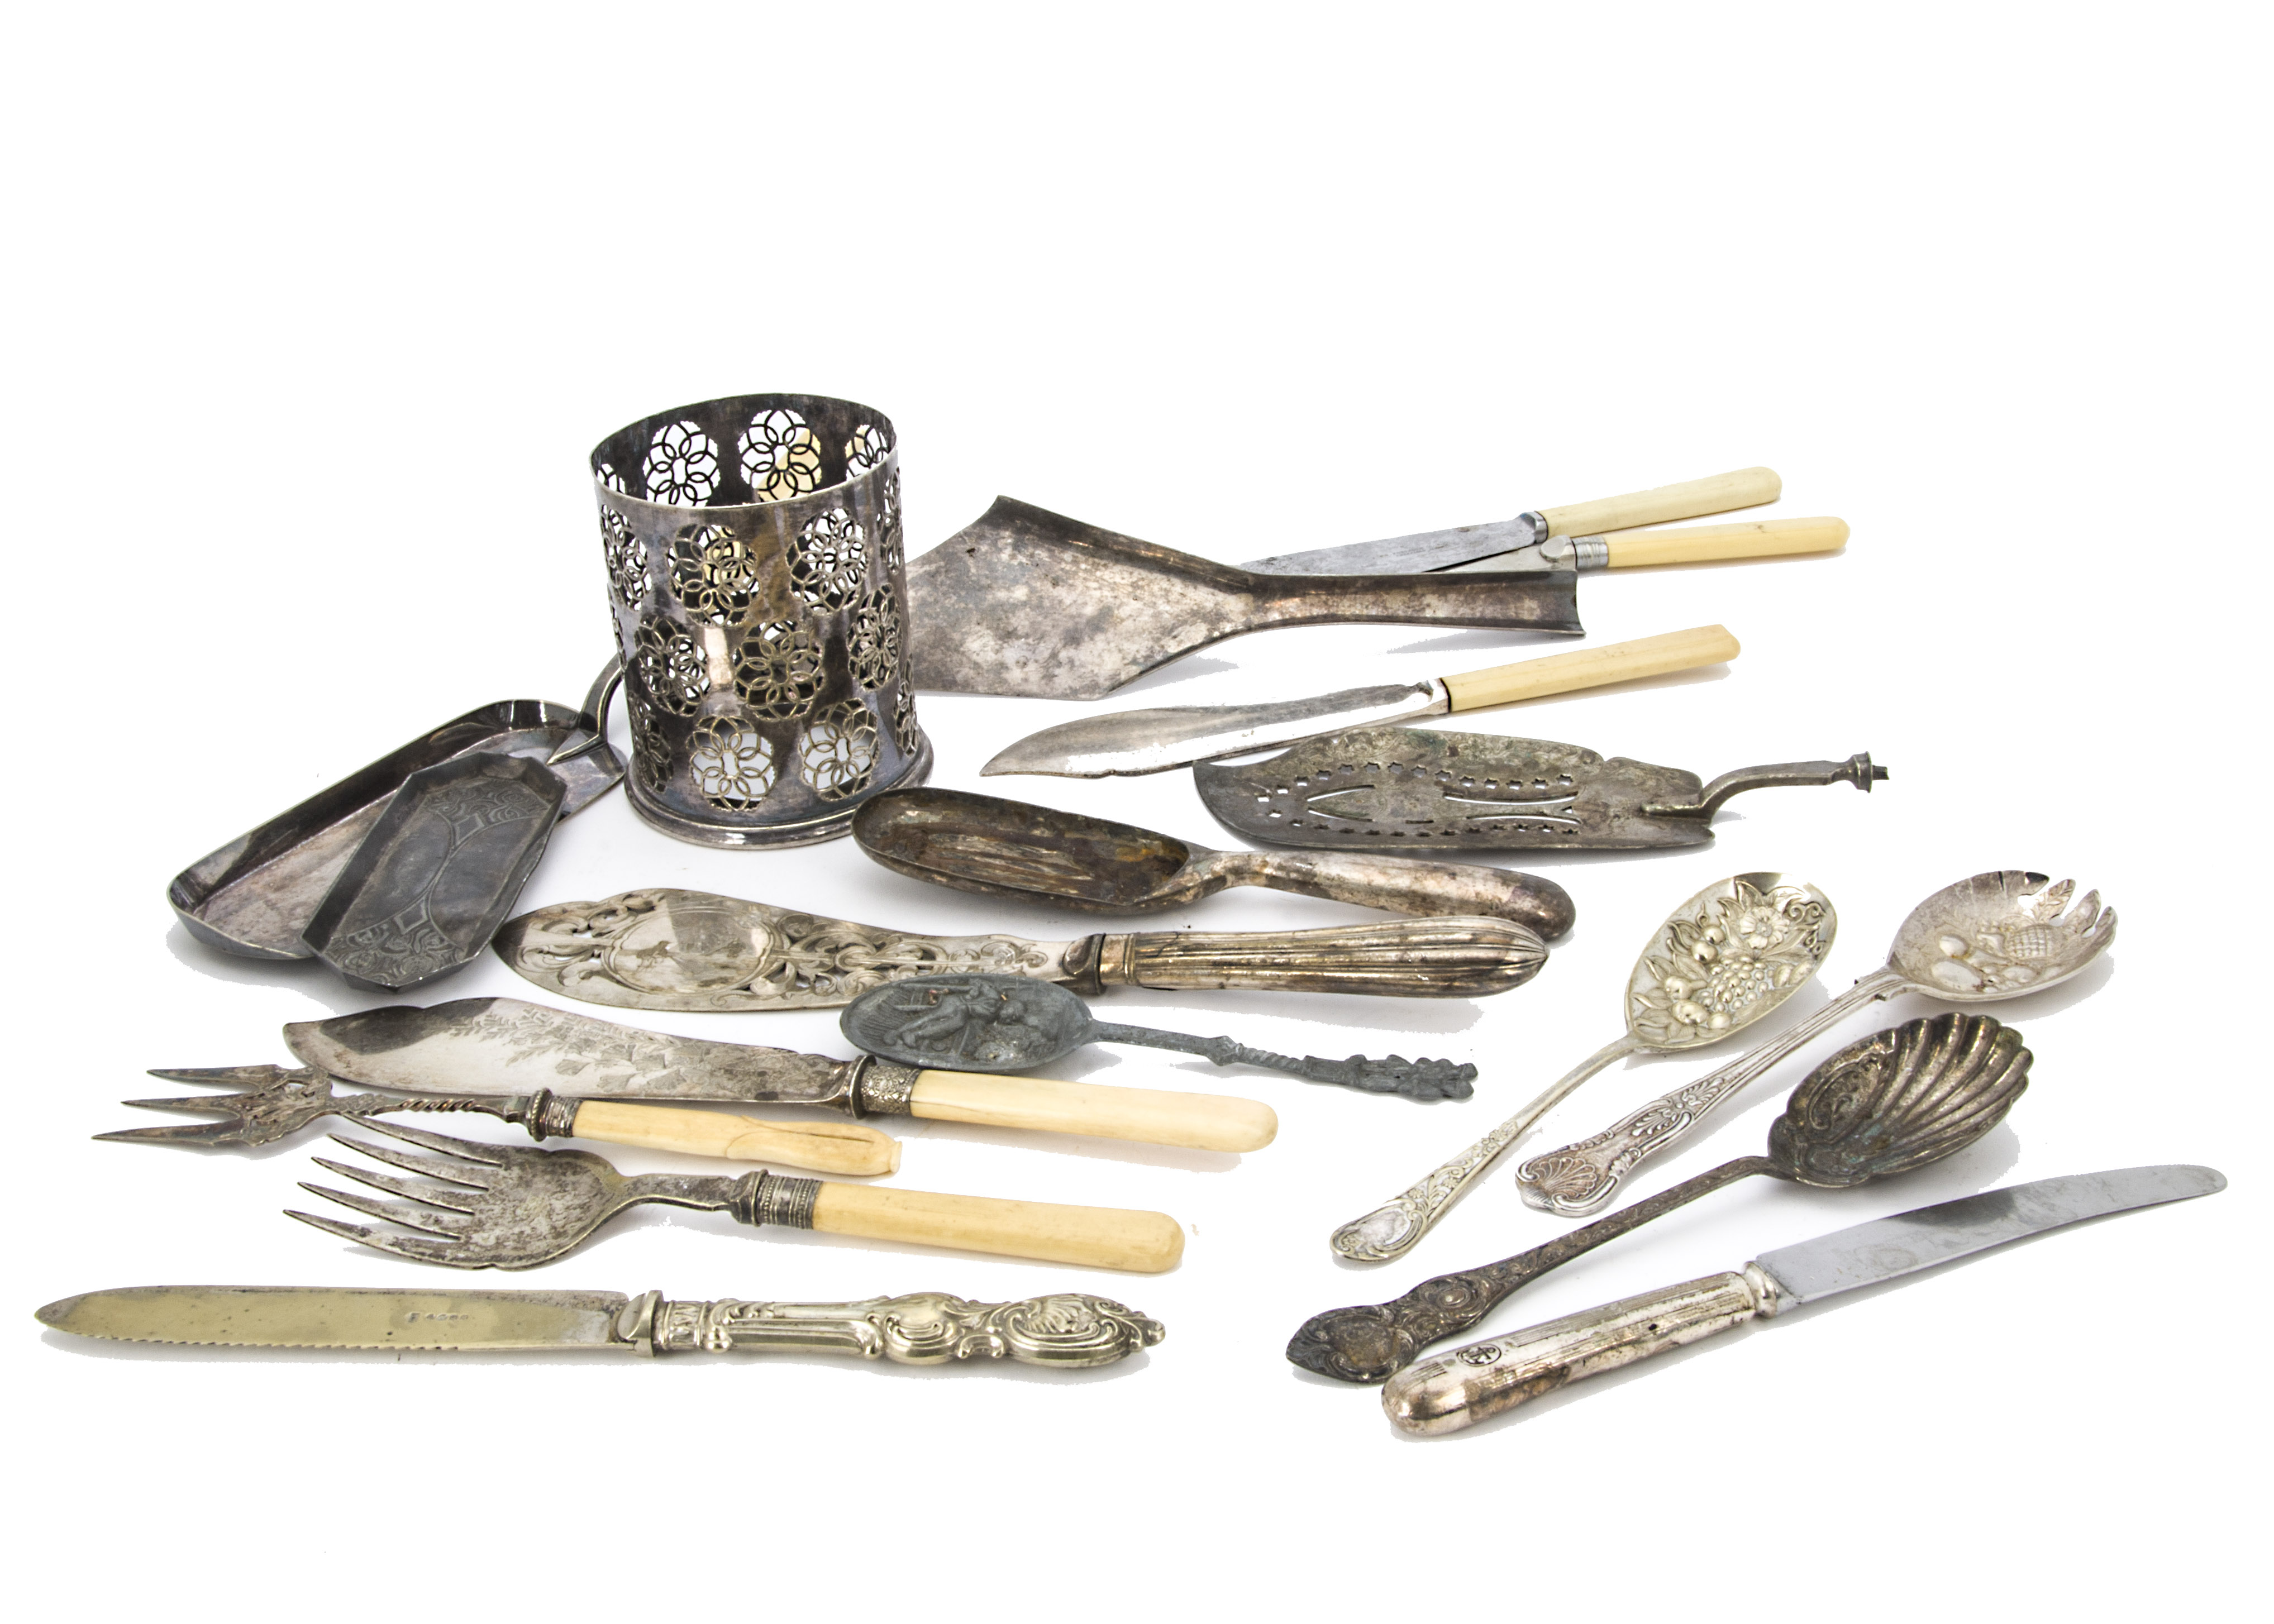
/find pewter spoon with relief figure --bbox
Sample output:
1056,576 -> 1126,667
1331,874 -> 1834,1262
1516,871 -> 2113,1219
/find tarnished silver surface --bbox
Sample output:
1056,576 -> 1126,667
1288,1011 -> 2032,1382
906,496 -> 1579,699
1383,1166 -> 2225,1433
299,753 -> 567,992
286,1118 -> 837,1268
497,889 -> 1547,1009
103,1064 -> 591,1149
1195,732 -> 1884,851
842,973 -> 1478,1100
852,787 -> 1577,939
36,1283 -> 1165,1368
1331,875 -> 1834,1262
980,682 -> 1451,780
169,698 -> 623,962
592,393 -> 931,847
1242,513 -> 1553,575
1518,872 -> 2115,1217
283,997 -> 874,1115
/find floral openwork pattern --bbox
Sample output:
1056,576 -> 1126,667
844,421 -> 892,477
635,618 -> 710,715
688,712 -> 778,809
789,509 -> 867,611
670,524 -> 761,625
892,682 -> 921,757
643,421 -> 722,506
595,462 -> 627,494
876,469 -> 904,574
737,407 -> 824,503
626,690 -> 674,792
798,701 -> 879,800
848,582 -> 902,691
732,619 -> 825,720
1627,878 -> 1833,1048
602,508 -> 649,610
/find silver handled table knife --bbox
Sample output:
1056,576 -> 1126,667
35,1286 -> 1163,1367
1381,1164 -> 2223,1435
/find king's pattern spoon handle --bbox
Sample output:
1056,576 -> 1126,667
1515,967 -> 1909,1217
1331,1034 -> 1638,1261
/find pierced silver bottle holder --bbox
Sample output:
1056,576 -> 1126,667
590,393 -> 932,848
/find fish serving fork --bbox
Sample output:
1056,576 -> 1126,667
288,1119 -> 1184,1272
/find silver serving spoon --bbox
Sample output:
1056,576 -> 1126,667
1330,873 -> 1835,1261
841,973 -> 1477,1100
1517,871 -> 2113,1217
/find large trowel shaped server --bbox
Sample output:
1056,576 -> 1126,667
909,469 -> 1843,697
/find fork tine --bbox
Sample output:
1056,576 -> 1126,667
343,1117 -> 512,1164
94,1121 -> 247,1147
297,1181 -> 470,1237
146,1064 -> 321,1087
117,1093 -> 255,1114
326,1134 -> 499,1189
309,1157 -> 483,1214
285,1210 -> 465,1264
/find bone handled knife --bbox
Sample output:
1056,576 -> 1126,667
1381,1164 -> 2224,1436
36,1286 -> 1164,1367
982,624 -> 1741,779
1243,467 -> 1818,574
284,998 -> 1278,1153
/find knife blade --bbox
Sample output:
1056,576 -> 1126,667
1381,1164 -> 2224,1434
981,625 -> 1739,778
281,997 -> 1279,1153
34,1284 -> 1164,1366
1241,467 -> 1782,573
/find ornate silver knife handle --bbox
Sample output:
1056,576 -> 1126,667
1515,969 -> 1903,1217
623,1291 -> 1164,1368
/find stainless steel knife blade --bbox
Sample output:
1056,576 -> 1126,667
1753,1163 -> 2225,1307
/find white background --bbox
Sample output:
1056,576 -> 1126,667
4,4 -> 2264,1617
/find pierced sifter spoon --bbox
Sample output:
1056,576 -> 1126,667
1330,873 -> 1835,1262
1516,871 -> 2113,1219
842,974 -> 1477,1101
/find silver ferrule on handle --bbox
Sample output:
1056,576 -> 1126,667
618,1289 -> 1165,1367
1381,1264 -> 1782,1435
1540,534 -> 1610,570
1515,968 -> 1908,1217
1332,1034 -> 1638,1262
727,1171 -> 823,1230
850,1058 -> 921,1116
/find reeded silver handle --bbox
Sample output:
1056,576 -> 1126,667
1381,1268 -> 1774,1435
1332,1035 -> 1636,1262
1514,968 -> 1907,1217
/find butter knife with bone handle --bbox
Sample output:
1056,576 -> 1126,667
1381,1164 -> 2223,1435
282,997 -> 1277,1153
36,1284 -> 1161,1367
493,888 -> 1544,1010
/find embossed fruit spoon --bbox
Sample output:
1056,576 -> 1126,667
1331,873 -> 1834,1262
842,973 -> 1477,1101
1516,871 -> 2112,1219
1288,1010 -> 2031,1383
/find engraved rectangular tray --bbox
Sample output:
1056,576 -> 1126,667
169,699 -> 623,961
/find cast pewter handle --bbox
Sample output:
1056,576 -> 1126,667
1333,1035 -> 1638,1261
632,1290 -> 1164,1368
1382,1268 -> 1776,1435
1516,968 -> 1907,1217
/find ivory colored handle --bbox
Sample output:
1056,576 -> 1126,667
909,1071 -> 1277,1153
1539,467 -> 1780,538
1441,624 -> 1739,713
811,1182 -> 1186,1272
1602,517 -> 1848,569
569,1101 -> 901,1176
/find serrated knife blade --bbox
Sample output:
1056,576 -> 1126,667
35,1285 -> 631,1351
